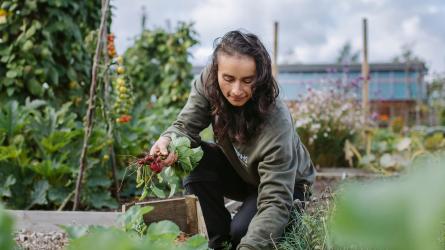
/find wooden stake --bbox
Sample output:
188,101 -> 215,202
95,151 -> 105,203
272,21 -> 279,78
101,7 -> 121,205
361,18 -> 369,124
73,0 -> 110,210
361,18 -> 371,155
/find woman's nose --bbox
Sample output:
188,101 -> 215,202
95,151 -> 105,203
232,82 -> 243,95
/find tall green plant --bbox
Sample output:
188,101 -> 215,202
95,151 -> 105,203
0,0 -> 100,103
0,100 -> 118,210
124,22 -> 198,108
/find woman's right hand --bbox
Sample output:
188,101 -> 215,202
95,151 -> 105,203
149,136 -> 178,167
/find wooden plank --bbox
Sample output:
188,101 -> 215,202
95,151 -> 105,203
10,196 -> 208,236
123,195 -> 208,236
316,168 -> 385,179
195,198 -> 207,238
184,195 -> 198,234
141,198 -> 189,232
8,210 -> 121,232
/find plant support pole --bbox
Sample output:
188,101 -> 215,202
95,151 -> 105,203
272,21 -> 279,78
361,18 -> 371,155
101,15 -> 121,205
361,18 -> 369,124
73,0 -> 110,210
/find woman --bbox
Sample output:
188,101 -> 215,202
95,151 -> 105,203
150,30 -> 315,250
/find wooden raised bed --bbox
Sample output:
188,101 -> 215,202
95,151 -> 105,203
10,195 -> 207,238
122,195 -> 207,237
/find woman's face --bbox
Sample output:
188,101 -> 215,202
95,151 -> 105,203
217,53 -> 256,107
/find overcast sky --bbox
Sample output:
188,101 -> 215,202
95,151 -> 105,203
111,0 -> 445,75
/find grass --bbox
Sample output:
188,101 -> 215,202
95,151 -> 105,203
277,192 -> 334,250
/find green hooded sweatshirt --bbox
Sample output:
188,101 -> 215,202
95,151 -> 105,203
162,67 -> 316,250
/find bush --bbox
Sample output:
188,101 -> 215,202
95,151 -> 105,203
124,22 -> 198,108
0,0 -> 101,104
289,88 -> 363,167
0,19 -> 198,209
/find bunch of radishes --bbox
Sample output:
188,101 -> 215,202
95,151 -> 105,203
133,135 -> 203,200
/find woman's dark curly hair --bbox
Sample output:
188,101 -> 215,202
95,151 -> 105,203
205,30 -> 279,144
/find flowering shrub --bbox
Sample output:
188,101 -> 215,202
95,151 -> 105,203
289,87 -> 364,167
345,127 -> 445,173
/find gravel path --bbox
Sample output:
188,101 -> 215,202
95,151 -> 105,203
14,230 -> 68,250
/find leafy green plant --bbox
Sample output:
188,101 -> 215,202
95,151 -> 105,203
0,99 -> 118,210
124,22 -> 198,108
0,0 -> 100,103
330,151 -> 445,250
64,205 -> 209,250
0,4 -> 199,209
0,203 -> 16,250
344,127 -> 445,173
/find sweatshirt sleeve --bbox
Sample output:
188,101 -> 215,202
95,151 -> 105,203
237,120 -> 301,249
161,67 -> 211,147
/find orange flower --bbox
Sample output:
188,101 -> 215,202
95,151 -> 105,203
107,33 -> 115,42
116,115 -> 132,123
379,114 -> 389,122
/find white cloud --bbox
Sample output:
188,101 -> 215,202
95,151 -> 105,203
111,0 -> 445,74
402,16 -> 421,37
191,46 -> 213,65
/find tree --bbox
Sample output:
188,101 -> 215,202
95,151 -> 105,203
392,43 -> 424,63
427,74 -> 445,125
336,41 -> 360,64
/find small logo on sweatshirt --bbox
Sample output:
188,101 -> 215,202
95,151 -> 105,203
233,146 -> 248,166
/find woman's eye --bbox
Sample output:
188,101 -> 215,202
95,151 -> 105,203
224,77 -> 234,82
243,79 -> 253,84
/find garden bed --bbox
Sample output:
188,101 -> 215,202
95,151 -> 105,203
11,168 -> 383,249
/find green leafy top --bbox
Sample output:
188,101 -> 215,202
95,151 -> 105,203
169,135 -> 203,172
134,135 -> 203,201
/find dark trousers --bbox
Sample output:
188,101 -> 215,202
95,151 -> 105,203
183,142 -> 306,250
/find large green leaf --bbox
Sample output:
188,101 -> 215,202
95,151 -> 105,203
330,152 -> 445,250
41,131 -> 77,153
150,183 -> 166,199
30,160 -> 71,179
146,220 -> 180,242
190,146 -> 204,165
68,228 -> 141,250
0,101 -> 27,139
117,205 -> 153,232
47,186 -> 71,205
84,189 -> 118,210
184,234 -> 209,250
0,204 -> 16,250
29,180 -> 49,207
60,224 -> 106,240
0,175 -> 16,198
0,145 -> 21,161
